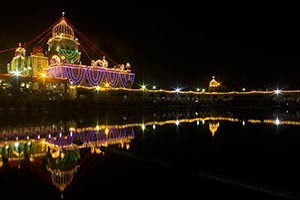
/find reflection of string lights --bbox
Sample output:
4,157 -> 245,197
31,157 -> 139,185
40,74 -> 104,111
0,125 -> 135,165
141,124 -> 146,131
10,113 -> 297,196
152,124 -> 156,130
1,115 -> 300,166
4,114 -> 297,170
2,116 -> 300,143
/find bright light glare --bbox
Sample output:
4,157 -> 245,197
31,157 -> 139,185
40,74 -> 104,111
141,124 -> 146,131
14,71 -> 21,76
95,86 -> 101,91
274,89 -> 281,95
275,118 -> 280,125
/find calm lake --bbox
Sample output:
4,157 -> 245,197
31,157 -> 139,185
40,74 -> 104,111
0,108 -> 299,200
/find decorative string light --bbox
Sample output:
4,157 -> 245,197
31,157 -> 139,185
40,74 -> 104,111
48,64 -> 134,88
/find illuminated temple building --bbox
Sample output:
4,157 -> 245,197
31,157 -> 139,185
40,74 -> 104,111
1,13 -> 135,98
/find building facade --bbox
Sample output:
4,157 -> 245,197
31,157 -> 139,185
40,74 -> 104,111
1,13 -> 135,100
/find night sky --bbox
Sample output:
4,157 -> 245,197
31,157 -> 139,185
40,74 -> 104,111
0,2 -> 299,90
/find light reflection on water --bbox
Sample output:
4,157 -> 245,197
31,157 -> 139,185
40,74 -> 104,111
0,108 -> 300,199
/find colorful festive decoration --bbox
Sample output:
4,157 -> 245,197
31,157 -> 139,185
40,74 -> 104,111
46,13 -> 135,88
48,64 -> 135,87
1,12 -> 135,93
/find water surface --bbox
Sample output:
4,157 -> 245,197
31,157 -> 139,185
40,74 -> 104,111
0,108 -> 299,199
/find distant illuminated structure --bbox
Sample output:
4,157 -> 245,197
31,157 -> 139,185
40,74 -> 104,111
208,76 -> 220,92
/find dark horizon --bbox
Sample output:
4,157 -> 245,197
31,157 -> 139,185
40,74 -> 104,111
1,3 -> 299,90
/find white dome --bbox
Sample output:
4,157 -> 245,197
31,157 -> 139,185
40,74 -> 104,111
52,16 -> 75,39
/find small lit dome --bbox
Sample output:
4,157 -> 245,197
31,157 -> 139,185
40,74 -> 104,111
209,76 -> 219,88
52,14 -> 75,39
32,45 -> 44,54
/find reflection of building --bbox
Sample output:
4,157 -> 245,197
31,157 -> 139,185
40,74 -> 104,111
0,122 -> 135,197
46,148 -> 80,196
2,113 -> 300,197
209,122 -> 219,137
0,124 -> 135,166
0,140 -> 48,168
